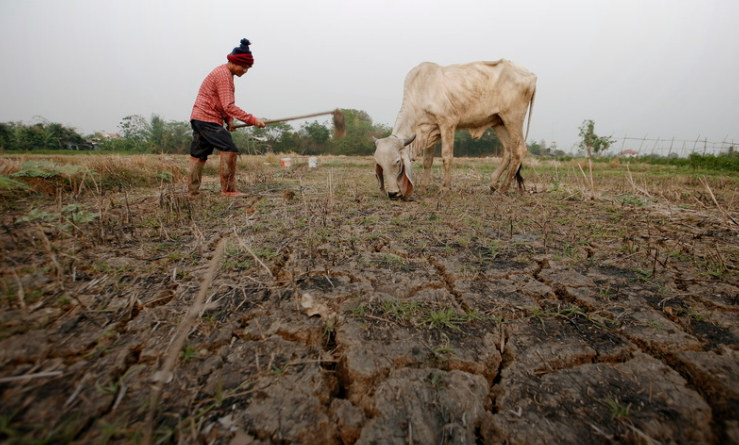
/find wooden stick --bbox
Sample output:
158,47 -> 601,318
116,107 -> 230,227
700,177 -> 739,228
232,110 -> 337,129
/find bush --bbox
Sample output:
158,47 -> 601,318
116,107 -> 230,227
637,153 -> 739,172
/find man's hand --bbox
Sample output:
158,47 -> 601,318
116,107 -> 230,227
226,118 -> 266,131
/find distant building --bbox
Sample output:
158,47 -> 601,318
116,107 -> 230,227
101,133 -> 123,140
87,132 -> 124,150
619,149 -> 639,158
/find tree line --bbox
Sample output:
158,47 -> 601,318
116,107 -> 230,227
0,121 -> 88,151
4,115 -> 736,163
0,109 -> 510,158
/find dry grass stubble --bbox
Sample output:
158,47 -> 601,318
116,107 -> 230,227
0,153 -> 738,443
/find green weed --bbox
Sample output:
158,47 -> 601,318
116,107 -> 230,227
270,363 -> 290,376
632,269 -> 653,282
527,307 -> 548,329
375,253 -> 411,271
598,397 -> 632,419
0,411 -> 20,438
618,195 -> 645,206
181,345 -> 198,364
349,302 -> 368,317
0,175 -> 31,190
155,170 -> 175,183
427,307 -> 462,332
426,307 -> 483,333
432,338 -> 455,358
95,379 -> 120,396
381,299 -> 422,323
686,307 -> 707,323
427,370 -> 444,388
323,320 -> 336,346
597,286 -> 614,299
647,320 -> 667,330
11,161 -> 86,179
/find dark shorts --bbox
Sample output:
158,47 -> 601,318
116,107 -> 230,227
190,120 -> 238,160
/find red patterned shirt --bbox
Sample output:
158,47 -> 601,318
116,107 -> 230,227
190,64 -> 256,126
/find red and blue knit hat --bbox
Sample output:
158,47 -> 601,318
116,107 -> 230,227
227,38 -> 254,67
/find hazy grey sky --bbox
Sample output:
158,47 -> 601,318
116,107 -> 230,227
1,0 -> 737,154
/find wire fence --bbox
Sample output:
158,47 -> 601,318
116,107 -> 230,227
612,136 -> 736,158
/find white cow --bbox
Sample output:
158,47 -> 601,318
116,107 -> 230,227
374,59 -> 536,200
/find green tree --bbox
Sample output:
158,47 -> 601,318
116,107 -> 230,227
578,119 -> 614,158
298,120 -> 330,155
117,115 -> 150,151
0,122 -> 11,150
50,123 -> 85,149
119,115 -> 148,142
234,122 -> 292,154
145,115 -> 191,154
0,121 -> 86,150
164,120 -> 192,154
20,124 -> 48,149
527,140 -> 542,156
273,130 -> 301,154
255,121 -> 292,145
148,114 -> 167,149
331,109 -> 391,156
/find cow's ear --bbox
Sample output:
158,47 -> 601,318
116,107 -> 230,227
374,163 -> 385,191
398,150 -> 415,200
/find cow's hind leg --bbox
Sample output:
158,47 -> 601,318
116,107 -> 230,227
500,124 -> 525,193
490,124 -> 511,192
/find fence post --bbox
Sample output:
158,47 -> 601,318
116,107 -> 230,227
692,135 -> 701,154
638,135 -> 647,155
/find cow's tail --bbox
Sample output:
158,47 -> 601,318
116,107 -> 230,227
524,84 -> 536,143
515,165 -> 524,191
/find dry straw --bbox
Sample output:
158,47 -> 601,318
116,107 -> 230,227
142,236 -> 228,445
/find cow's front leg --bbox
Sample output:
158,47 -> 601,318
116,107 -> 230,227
421,145 -> 434,190
440,127 -> 455,189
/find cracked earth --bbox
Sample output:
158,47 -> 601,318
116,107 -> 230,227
1,155 -> 738,444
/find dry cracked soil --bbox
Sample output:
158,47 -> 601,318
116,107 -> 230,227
1,154 -> 738,444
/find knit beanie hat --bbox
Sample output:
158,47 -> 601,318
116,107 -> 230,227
227,38 -> 254,67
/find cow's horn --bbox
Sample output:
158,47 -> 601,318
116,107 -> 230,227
403,135 -> 416,146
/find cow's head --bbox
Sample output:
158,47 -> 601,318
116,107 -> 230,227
373,134 -> 417,200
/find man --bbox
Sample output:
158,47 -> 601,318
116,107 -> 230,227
188,38 -> 266,198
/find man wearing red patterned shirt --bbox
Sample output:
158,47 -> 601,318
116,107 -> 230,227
188,38 -> 266,198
